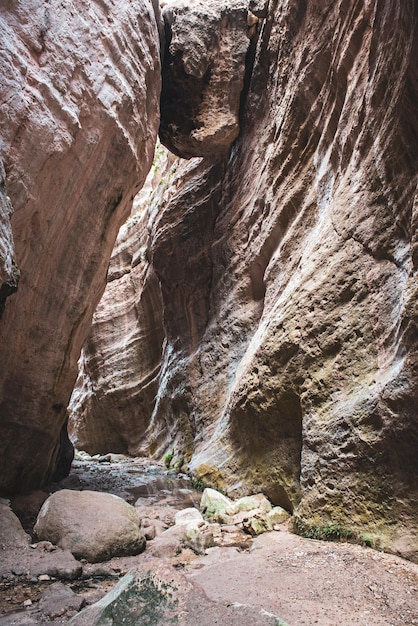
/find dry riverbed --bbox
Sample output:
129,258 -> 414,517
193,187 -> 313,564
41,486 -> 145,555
1,456 -> 417,625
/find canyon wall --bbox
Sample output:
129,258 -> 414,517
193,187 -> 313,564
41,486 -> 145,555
73,0 -> 417,562
68,160 -> 169,454
0,0 -> 161,493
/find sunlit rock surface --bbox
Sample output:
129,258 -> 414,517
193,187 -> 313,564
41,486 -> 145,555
68,173 -> 167,454
72,0 -> 417,560
0,0 -> 161,493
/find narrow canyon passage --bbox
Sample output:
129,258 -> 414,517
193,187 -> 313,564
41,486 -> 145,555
0,0 -> 417,623
69,0 -> 418,562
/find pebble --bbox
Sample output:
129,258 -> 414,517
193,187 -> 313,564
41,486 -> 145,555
38,574 -> 51,581
23,599 -> 32,607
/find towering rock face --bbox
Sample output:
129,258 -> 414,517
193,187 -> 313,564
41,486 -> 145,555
0,0 -> 161,493
68,174 -> 167,454
0,159 -> 19,319
71,0 -> 418,561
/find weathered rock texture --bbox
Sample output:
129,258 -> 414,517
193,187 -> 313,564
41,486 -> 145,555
0,160 -> 19,319
71,0 -> 418,561
0,0 -> 161,493
159,0 -> 253,158
68,183 -> 166,454
34,489 -> 146,562
68,563 -> 282,626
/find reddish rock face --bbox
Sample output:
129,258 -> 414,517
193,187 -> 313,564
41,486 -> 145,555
0,160 -> 19,319
68,191 -> 165,455
0,0 -> 161,493
71,0 -> 418,561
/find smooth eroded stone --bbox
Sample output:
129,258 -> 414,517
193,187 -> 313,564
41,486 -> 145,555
227,493 -> 272,516
175,507 -> 204,525
34,490 -> 145,562
266,507 -> 290,526
0,0 -> 161,494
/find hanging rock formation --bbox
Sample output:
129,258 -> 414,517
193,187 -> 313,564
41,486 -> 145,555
0,0 -> 161,493
71,0 -> 418,562
159,0 -> 252,158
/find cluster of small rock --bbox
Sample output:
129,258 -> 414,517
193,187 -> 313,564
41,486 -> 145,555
33,487 -> 290,564
1,483 -> 291,624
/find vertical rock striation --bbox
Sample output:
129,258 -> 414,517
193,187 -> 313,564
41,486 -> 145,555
71,0 -> 418,561
0,158 -> 19,319
0,0 -> 161,493
68,174 -> 167,455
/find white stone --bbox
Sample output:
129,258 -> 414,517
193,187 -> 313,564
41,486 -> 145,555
175,508 -> 204,525
200,488 -> 233,522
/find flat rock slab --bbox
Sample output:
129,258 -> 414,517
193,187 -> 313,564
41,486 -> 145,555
68,563 -> 285,626
187,530 -> 418,626
34,490 -> 145,563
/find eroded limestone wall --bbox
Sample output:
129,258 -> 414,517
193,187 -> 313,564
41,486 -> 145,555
72,0 -> 418,560
0,0 -> 161,493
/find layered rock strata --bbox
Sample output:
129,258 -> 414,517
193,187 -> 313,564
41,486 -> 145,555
73,0 -> 418,560
0,0 -> 161,493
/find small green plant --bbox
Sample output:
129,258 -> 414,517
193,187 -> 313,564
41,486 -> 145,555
189,476 -> 208,492
164,453 -> 173,469
294,518 -> 353,542
361,534 -> 374,547
174,455 -> 185,471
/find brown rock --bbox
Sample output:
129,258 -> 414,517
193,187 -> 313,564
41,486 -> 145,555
70,0 -> 418,562
159,0 -> 251,158
34,489 -> 146,562
0,0 -> 161,493
156,0 -> 418,560
10,489 -> 49,534
0,499 -> 30,549
0,499 -> 82,580
28,548 -> 82,581
68,164 -> 166,455
37,582 -> 84,619
0,159 -> 19,319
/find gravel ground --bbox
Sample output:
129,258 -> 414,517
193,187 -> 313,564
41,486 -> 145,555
1,457 -> 417,625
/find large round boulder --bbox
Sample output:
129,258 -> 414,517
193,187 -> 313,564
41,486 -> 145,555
34,490 -> 145,562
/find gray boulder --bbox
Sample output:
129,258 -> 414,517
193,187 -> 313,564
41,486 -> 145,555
34,489 -> 145,562
69,563 -> 286,626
